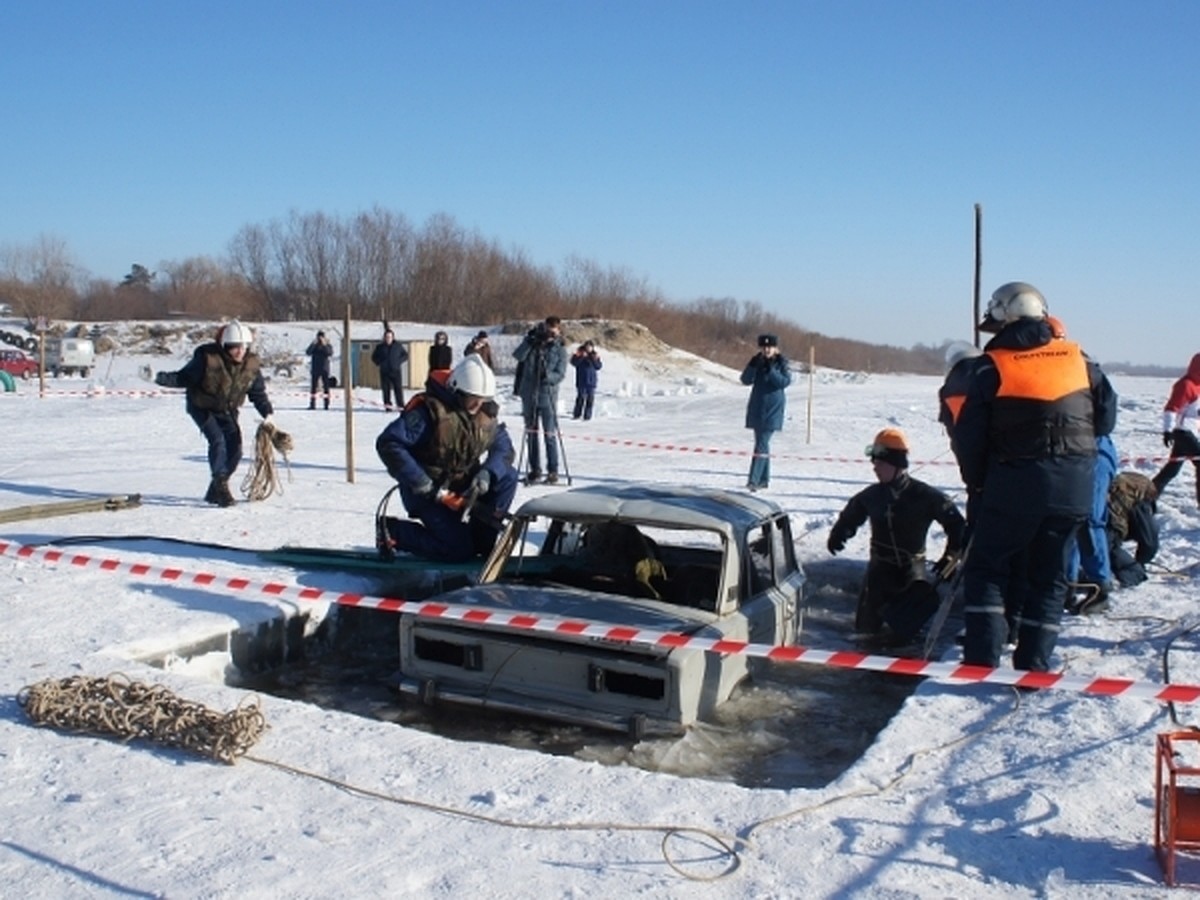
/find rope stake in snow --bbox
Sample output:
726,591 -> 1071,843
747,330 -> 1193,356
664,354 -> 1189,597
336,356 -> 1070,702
4,538 -> 1199,705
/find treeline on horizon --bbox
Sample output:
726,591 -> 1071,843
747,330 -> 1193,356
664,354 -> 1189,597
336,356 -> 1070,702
0,208 -> 1165,376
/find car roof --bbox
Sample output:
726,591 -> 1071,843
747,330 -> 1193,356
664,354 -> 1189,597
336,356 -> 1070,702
513,482 -> 783,537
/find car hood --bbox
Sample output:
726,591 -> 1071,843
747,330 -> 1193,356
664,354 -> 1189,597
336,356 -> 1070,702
427,582 -> 722,638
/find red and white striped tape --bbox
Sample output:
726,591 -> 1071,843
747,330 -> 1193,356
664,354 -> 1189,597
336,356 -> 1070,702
1,538 -> 1196,704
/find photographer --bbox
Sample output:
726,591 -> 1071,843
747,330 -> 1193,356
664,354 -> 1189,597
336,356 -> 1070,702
512,316 -> 567,484
305,330 -> 334,410
570,340 -> 603,421
740,333 -> 792,491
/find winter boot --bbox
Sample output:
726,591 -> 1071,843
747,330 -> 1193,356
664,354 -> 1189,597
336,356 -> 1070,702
308,400 -> 316,410
207,476 -> 235,508
323,396 -> 330,410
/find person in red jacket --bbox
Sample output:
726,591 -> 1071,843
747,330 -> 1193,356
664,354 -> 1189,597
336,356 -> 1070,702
1152,353 -> 1200,508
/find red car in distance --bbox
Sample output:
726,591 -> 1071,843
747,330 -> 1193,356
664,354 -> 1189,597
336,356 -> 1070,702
0,348 -> 38,380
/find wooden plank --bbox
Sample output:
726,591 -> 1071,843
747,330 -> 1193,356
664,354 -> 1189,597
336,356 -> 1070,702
0,494 -> 142,525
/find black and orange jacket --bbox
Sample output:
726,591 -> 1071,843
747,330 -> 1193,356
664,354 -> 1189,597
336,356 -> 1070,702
954,318 -> 1117,515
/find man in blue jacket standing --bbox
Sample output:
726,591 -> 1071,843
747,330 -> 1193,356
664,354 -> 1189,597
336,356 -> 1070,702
955,282 -> 1117,672
740,334 -> 792,491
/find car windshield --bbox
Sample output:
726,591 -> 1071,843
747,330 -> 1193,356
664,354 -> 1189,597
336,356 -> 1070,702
494,516 -> 727,612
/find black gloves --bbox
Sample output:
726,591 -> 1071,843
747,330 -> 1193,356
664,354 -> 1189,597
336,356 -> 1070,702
1163,431 -> 1174,449
154,371 -> 179,388
827,533 -> 845,555
471,469 -> 492,496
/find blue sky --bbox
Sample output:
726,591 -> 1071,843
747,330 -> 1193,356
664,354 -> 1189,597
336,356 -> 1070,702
2,1 -> 1196,366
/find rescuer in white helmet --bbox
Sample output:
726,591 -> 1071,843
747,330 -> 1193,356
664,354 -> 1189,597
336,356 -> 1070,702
155,320 -> 276,507
376,353 -> 518,561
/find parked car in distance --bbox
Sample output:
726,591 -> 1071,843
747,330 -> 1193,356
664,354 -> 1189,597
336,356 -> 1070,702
396,482 -> 807,735
0,348 -> 38,379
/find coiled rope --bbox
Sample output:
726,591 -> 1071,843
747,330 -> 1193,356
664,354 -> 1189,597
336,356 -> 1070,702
17,673 -> 268,764
241,420 -> 295,502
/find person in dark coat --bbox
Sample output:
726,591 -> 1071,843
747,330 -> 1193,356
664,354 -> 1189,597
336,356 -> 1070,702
740,334 -> 791,491
371,329 -> 409,412
305,330 -> 334,410
513,316 -> 567,484
956,282 -> 1118,672
570,340 -> 602,420
428,330 -> 453,373
154,320 -> 275,507
828,428 -> 965,644
1152,352 -> 1200,507
376,355 -> 518,562
1106,471 -> 1160,588
463,331 -> 494,370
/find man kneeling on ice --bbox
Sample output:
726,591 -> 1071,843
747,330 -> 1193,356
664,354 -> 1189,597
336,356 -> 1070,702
376,354 -> 519,562
827,428 -> 966,646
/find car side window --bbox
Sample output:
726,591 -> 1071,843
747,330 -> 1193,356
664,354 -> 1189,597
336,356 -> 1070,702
748,524 -> 774,594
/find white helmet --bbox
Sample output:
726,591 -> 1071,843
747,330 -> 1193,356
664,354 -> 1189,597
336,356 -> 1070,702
448,353 -> 496,399
944,340 -> 983,373
220,320 -> 254,347
981,281 -> 1047,332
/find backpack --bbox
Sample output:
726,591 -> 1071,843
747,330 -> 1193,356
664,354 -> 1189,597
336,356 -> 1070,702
1107,471 -> 1157,541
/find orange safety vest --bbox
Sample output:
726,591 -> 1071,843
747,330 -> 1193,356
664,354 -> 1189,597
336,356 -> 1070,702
986,340 -> 1094,461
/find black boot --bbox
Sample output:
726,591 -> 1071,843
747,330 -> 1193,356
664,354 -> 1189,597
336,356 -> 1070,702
207,476 -> 235,507
324,396 -> 330,410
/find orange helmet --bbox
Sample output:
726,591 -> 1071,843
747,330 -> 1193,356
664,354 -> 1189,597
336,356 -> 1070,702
870,428 -> 909,452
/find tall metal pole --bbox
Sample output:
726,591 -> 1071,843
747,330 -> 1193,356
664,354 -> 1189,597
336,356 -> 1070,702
973,203 -> 983,348
343,305 -> 355,483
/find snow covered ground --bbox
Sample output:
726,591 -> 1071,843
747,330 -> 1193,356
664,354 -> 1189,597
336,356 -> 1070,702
2,320 -> 1199,897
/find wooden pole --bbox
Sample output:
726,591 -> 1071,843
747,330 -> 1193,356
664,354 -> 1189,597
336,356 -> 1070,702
806,345 -> 815,444
973,203 -> 983,348
343,305 -> 355,483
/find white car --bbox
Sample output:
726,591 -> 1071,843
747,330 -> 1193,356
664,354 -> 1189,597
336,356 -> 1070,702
397,483 -> 806,735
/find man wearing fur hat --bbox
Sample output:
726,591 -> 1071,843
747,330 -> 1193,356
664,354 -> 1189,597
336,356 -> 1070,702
827,428 -> 965,645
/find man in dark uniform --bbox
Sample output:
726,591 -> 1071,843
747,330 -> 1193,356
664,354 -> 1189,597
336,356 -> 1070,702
956,282 -> 1118,672
155,320 -> 275,507
376,354 -> 518,562
827,428 -> 966,644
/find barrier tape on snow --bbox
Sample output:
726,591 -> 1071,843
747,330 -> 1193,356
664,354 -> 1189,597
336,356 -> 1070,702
2,538 -> 1197,705
7,389 -> 1178,468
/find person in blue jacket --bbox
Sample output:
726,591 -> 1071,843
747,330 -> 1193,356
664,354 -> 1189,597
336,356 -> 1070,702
570,340 -> 603,421
376,355 -> 518,562
1066,433 -> 1119,614
740,333 -> 791,491
955,282 -> 1117,672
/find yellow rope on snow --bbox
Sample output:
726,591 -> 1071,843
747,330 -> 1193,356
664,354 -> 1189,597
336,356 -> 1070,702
241,420 -> 295,502
17,673 -> 268,764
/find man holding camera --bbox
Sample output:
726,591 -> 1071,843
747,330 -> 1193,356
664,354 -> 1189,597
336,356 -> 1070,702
305,330 -> 334,410
740,333 -> 792,491
570,340 -> 603,421
513,315 -> 567,484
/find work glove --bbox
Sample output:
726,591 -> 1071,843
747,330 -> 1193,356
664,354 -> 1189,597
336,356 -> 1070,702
263,414 -> 275,427
471,469 -> 492,496
932,552 -> 960,581
1163,431 -> 1174,449
827,533 -> 845,555
154,370 -> 178,388
411,477 -> 436,499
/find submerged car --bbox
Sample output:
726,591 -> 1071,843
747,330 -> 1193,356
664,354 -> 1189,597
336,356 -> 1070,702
396,483 -> 806,735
